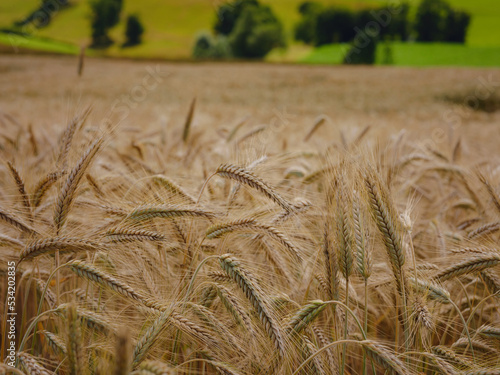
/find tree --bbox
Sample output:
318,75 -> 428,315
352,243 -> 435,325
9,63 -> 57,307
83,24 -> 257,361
89,0 -> 123,48
294,1 -> 322,44
445,9 -> 471,43
415,0 -> 450,42
214,0 -> 258,36
415,0 -> 471,43
315,8 -> 355,46
387,3 -> 411,41
228,4 -> 285,58
123,14 -> 144,46
343,33 -> 378,65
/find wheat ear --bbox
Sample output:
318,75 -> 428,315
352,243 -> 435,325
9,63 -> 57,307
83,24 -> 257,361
7,161 -> 31,213
127,204 -> 215,222
364,173 -> 406,295
152,174 -> 195,203
287,300 -> 326,335
468,222 -> 500,239
353,197 -> 371,280
133,360 -> 176,374
434,254 -> 500,281
481,270 -> 500,295
362,341 -> 410,375
215,163 -> 294,212
431,345 -> 471,368
67,260 -> 145,302
19,237 -> 100,262
323,222 -> 339,301
58,107 -> 91,170
312,326 -> 339,374
0,233 -> 23,247
214,283 -> 255,334
207,219 -> 302,261
477,170 -> 500,214
408,277 -> 451,303
0,207 -> 37,235
169,310 -> 215,345
32,172 -> 63,208
17,352 -> 51,375
105,228 -> 166,243
42,330 -> 67,356
54,137 -> 103,233
302,336 -> 328,375
132,309 -> 172,368
303,115 -> 326,142
219,254 -> 286,357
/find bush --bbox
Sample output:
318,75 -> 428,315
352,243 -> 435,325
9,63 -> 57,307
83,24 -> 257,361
123,14 -> 144,47
228,4 -> 285,58
192,32 -> 232,59
89,0 -> 123,48
315,8 -> 355,46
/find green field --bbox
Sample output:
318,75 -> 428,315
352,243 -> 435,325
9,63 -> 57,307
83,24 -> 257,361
300,42 -> 500,66
0,0 -> 499,60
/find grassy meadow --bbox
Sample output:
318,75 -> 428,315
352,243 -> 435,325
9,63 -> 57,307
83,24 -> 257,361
0,0 -> 500,64
1,54 -> 500,374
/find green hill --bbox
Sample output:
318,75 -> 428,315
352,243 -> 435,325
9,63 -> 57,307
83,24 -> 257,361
0,0 -> 499,59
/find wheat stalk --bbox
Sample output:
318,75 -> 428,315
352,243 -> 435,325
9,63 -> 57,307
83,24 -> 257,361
113,328 -> 132,375
66,303 -> 84,375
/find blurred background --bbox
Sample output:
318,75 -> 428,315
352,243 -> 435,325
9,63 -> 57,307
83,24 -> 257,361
1,0 -> 499,66
1,0 -> 499,157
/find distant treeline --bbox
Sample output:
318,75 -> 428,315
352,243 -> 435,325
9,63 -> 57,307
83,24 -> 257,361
295,0 -> 471,46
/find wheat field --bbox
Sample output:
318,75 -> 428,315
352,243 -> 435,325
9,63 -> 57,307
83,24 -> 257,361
1,55 -> 500,374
